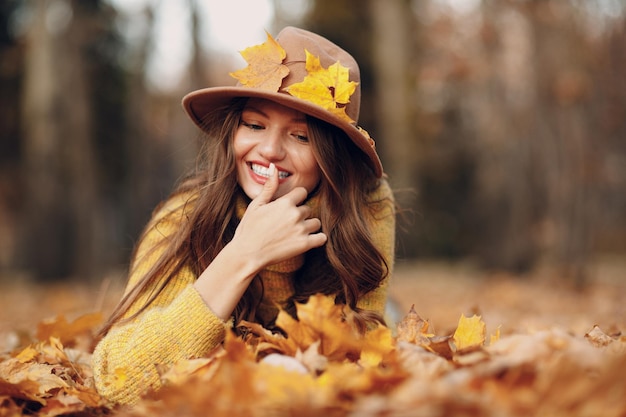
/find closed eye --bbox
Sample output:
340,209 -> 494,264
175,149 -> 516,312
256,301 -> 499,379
293,133 -> 309,143
241,121 -> 264,131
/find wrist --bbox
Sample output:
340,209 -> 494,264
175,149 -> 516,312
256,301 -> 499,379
192,242 -> 262,321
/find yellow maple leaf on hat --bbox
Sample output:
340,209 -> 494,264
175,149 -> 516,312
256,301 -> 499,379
286,50 -> 358,124
230,31 -> 290,91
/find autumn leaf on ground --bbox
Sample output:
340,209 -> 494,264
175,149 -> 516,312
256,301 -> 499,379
585,324 -> 618,348
359,325 -> 395,367
131,332 -> 325,417
2,286 -> 626,417
453,314 -> 486,352
396,305 -> 454,360
229,31 -> 289,91
157,357 -> 214,387
490,325 -> 501,346
295,340 -> 327,374
292,294 -> 363,361
253,294 -> 363,363
235,296 -> 355,361
396,304 -> 433,345
0,359 -> 69,404
286,50 -> 358,123
36,313 -> 102,349
0,336 -> 105,415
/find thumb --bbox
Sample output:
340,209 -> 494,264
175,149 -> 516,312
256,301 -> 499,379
252,163 -> 279,206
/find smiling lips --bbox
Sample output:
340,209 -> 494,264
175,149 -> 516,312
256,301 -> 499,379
249,162 -> 291,180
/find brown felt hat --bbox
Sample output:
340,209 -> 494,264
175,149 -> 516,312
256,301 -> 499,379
182,26 -> 383,178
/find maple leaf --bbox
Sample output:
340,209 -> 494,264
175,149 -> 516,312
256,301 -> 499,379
316,359 -> 408,404
229,31 -> 289,91
286,50 -> 358,124
585,325 -> 617,348
489,325 -> 501,346
36,313 -> 102,348
360,325 -> 395,367
396,304 -> 433,345
256,360 -> 319,405
295,340 -> 328,374
396,305 -> 454,359
1,336 -> 105,414
158,358 -> 214,387
0,358 -> 69,404
453,314 -> 486,352
275,294 -> 363,362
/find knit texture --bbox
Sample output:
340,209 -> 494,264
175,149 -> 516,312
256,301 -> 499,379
92,180 -> 395,405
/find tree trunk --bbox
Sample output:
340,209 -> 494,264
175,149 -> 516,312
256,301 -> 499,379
529,1 -> 594,284
368,0 -> 418,256
368,0 -> 415,189
21,0 -> 70,279
21,0 -> 103,280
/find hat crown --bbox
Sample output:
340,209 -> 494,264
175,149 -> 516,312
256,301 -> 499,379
262,27 -> 362,125
181,27 -> 383,177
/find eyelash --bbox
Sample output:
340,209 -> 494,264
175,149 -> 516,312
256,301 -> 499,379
242,121 -> 263,131
241,121 -> 309,143
293,133 -> 309,143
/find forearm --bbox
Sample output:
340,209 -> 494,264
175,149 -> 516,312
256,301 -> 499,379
193,241 -> 261,320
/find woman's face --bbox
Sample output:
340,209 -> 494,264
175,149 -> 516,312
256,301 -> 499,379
233,98 -> 321,200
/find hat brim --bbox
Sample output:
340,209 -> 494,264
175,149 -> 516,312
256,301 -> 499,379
182,87 -> 383,178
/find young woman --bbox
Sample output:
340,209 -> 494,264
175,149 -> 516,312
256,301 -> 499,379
92,26 -> 395,405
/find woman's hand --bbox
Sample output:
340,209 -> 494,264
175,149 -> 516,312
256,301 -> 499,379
232,163 -> 327,270
193,163 -> 326,320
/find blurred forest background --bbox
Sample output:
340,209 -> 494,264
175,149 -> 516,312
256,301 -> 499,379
1,0 -> 625,287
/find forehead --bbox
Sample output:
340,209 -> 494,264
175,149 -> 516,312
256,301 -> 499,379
243,98 -> 307,121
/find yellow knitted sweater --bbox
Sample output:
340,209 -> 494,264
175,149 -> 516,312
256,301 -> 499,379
92,180 -> 395,405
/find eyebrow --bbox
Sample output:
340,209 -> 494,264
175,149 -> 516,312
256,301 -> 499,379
242,106 -> 307,124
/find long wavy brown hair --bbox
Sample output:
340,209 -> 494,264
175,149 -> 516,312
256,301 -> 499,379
99,98 -> 392,337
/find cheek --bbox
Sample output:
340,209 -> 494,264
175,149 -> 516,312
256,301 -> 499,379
298,153 -> 322,190
232,133 -> 247,160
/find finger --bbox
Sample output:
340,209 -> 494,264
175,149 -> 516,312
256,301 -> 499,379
303,217 -> 322,233
252,163 -> 279,206
296,204 -> 312,219
308,231 -> 328,248
280,186 -> 309,206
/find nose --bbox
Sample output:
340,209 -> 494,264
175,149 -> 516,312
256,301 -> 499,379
257,129 -> 286,161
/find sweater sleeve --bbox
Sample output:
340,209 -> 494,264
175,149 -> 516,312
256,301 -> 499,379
356,179 -> 396,316
92,193 -> 227,405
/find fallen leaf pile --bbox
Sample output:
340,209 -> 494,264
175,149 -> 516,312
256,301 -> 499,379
0,314 -> 106,416
1,294 -> 625,417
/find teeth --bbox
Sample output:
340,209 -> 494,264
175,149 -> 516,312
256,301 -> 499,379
251,163 -> 290,179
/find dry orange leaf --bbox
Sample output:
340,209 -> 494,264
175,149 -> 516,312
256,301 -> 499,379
490,325 -> 501,346
2,291 -> 626,417
286,50 -> 358,124
585,324 -> 618,348
295,340 -> 328,374
1,335 -> 105,413
360,325 -> 395,367
275,294 -> 362,362
396,305 -> 455,359
229,31 -> 289,91
453,314 -> 486,352
15,345 -> 39,363
36,313 -> 102,347
396,304 -> 433,345
0,359 -> 68,404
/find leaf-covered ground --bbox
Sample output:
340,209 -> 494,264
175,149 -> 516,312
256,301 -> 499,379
1,259 -> 624,417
